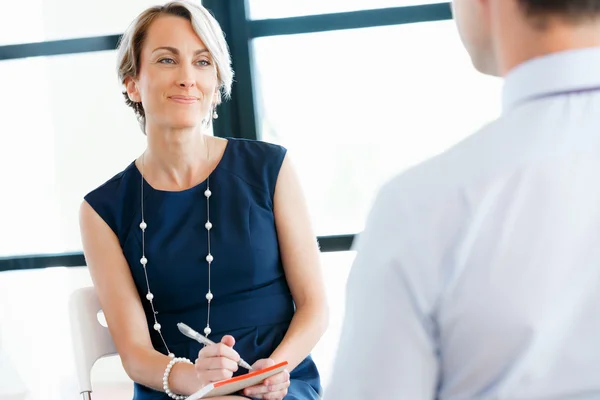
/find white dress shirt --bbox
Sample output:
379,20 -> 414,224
325,47 -> 600,400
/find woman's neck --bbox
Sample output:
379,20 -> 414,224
142,125 -> 213,191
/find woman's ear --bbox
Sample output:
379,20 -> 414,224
212,88 -> 221,105
125,76 -> 141,103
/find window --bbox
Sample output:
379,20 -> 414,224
248,0 -> 447,20
253,20 -> 502,236
0,2 -> 501,398
0,51 -> 145,257
311,251 -> 355,389
0,252 -> 353,398
0,0 -> 167,46
0,267 -> 132,400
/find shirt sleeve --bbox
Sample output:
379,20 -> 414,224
324,182 -> 441,400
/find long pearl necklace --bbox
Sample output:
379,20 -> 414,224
138,147 -> 214,357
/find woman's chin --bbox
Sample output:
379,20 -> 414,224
167,118 -> 205,130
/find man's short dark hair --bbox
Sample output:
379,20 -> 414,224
518,0 -> 600,23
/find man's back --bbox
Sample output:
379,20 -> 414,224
326,48 -> 600,399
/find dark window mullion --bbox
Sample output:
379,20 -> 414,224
204,0 -> 259,141
0,234 -> 357,272
248,3 -> 453,37
0,35 -> 121,61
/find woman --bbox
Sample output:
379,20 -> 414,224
79,1 -> 328,399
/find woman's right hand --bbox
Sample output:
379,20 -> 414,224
194,335 -> 241,387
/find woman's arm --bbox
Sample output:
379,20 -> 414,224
79,201 -> 201,395
269,154 -> 330,371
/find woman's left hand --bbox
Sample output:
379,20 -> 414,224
243,358 -> 290,399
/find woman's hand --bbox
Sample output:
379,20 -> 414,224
194,335 -> 240,387
243,358 -> 290,399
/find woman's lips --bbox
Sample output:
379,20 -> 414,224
168,96 -> 198,104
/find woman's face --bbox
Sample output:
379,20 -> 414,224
126,14 -> 219,130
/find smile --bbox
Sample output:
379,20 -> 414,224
168,96 -> 199,104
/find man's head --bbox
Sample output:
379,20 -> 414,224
518,0 -> 600,24
452,0 -> 600,76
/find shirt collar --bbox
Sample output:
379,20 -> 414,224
502,46 -> 600,112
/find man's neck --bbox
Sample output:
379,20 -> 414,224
499,20 -> 600,76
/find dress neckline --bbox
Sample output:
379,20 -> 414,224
130,138 -> 231,194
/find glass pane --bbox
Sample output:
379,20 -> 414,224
0,267 -> 132,400
0,256 -> 354,399
248,0 -> 446,20
253,21 -> 502,236
0,51 -> 146,257
308,251 -> 355,391
0,0 -> 173,46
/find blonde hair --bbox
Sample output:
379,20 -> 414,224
116,1 -> 234,131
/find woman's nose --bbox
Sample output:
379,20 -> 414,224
177,79 -> 195,88
176,63 -> 196,88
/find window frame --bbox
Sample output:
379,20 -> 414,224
0,1 -> 452,271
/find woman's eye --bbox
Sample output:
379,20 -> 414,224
196,60 -> 211,66
158,58 -> 175,64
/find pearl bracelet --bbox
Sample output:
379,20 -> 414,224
163,356 -> 193,400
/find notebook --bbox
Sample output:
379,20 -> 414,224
187,361 -> 289,399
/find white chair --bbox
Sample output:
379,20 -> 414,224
69,287 -> 118,400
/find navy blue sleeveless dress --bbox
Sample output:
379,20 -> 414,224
84,138 -> 321,399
